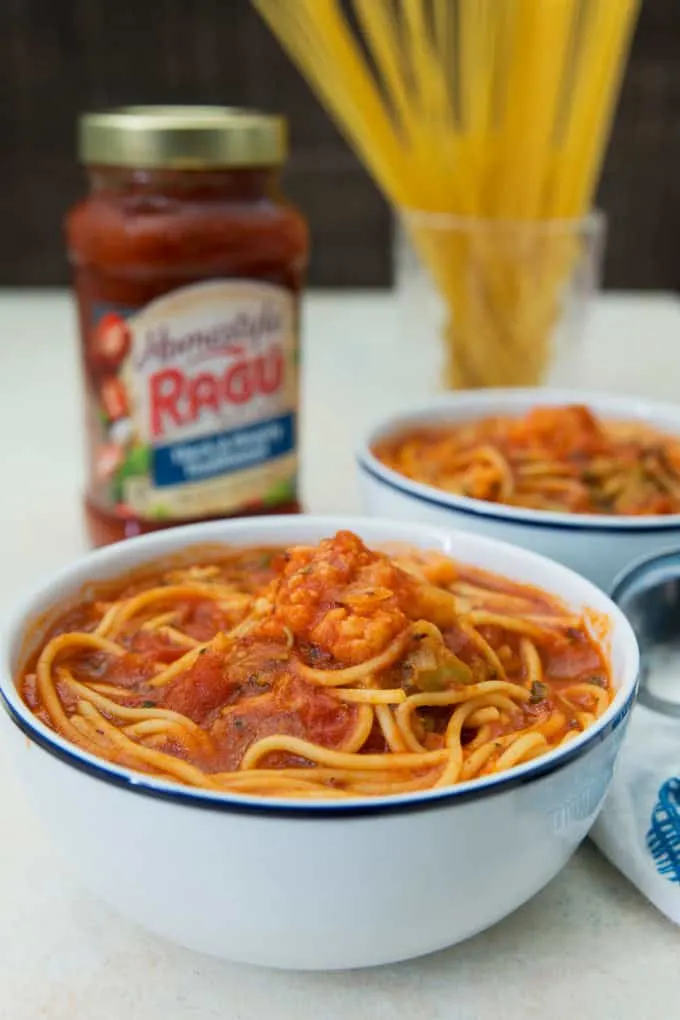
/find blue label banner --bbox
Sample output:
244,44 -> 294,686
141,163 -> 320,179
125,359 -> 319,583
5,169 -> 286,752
152,413 -> 295,487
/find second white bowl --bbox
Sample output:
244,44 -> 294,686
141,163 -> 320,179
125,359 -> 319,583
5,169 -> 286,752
358,388 -> 680,591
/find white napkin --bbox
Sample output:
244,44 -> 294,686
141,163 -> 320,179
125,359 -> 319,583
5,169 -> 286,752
591,704 -> 680,924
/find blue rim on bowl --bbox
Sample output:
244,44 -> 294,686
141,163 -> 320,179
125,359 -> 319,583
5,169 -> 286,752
0,686 -> 638,819
0,515 -> 640,820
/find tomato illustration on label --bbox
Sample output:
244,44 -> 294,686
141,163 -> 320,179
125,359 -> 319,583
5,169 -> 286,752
89,312 -> 132,377
100,376 -> 129,421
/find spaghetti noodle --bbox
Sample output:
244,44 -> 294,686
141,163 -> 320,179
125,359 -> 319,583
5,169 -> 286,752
18,531 -> 612,799
375,405 -> 680,515
252,0 -> 640,388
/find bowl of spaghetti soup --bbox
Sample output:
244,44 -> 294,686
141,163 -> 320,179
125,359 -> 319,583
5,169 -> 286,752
1,516 -> 638,969
359,389 -> 680,592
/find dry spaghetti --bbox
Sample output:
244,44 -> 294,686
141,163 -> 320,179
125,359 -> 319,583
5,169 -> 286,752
17,531 -> 612,799
252,0 -> 640,388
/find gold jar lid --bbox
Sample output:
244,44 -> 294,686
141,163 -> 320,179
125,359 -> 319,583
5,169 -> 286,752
79,106 -> 287,169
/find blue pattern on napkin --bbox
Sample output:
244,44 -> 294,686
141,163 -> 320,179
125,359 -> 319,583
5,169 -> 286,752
647,778 -> 680,883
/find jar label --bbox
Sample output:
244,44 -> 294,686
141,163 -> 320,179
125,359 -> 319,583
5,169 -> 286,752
84,280 -> 298,521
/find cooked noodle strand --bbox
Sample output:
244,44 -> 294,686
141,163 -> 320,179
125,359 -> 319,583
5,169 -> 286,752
17,532 -> 613,800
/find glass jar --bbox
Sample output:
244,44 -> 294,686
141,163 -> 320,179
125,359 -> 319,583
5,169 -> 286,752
66,106 -> 309,546
395,210 -> 606,390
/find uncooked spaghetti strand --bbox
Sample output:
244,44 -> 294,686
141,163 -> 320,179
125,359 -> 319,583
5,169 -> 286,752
553,0 -> 640,215
252,0 -> 639,390
498,0 -> 576,219
253,0 -> 409,204
352,0 -> 418,136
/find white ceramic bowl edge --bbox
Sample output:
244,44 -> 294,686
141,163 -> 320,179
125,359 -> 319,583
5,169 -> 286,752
0,515 -> 639,968
357,389 -> 680,591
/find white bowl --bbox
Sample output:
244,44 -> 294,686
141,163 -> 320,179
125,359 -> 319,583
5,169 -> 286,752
0,516 -> 638,970
357,388 -> 680,592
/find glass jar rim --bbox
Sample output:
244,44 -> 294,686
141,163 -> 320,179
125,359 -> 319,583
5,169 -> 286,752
398,208 -> 605,235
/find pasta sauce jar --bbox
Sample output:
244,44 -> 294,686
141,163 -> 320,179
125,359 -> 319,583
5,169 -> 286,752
66,106 -> 308,546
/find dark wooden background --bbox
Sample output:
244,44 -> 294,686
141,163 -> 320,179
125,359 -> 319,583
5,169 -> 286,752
1,0 -> 678,289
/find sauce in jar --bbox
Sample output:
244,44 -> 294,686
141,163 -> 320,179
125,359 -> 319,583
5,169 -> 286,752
66,106 -> 308,546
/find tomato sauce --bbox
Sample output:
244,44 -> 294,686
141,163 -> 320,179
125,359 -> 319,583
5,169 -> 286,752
375,407 -> 680,516
66,107 -> 309,546
17,533 -> 613,793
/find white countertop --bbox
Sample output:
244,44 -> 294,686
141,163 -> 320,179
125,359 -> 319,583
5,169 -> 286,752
1,288 -> 679,1018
